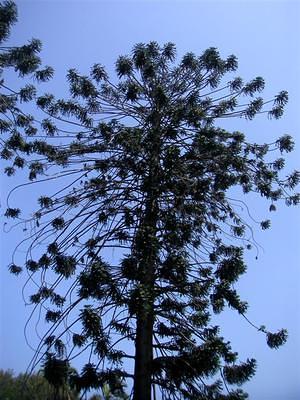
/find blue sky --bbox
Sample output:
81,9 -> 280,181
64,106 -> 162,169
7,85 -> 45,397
0,1 -> 299,399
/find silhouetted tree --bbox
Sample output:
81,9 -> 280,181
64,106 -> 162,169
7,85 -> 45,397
2,22 -> 299,400
0,0 -> 53,165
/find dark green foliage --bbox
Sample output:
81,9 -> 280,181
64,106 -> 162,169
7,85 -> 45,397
266,329 -> 288,349
9,263 -> 22,274
223,359 -> 256,385
0,0 -> 53,177
4,207 -> 20,218
2,28 -> 298,400
54,254 -> 76,277
0,368 -> 126,400
0,369 -> 78,400
43,354 -> 70,388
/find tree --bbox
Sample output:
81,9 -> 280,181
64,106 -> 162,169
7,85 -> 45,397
89,382 -> 129,400
2,36 -> 299,400
0,0 -> 53,162
0,369 -> 122,400
0,369 -> 78,400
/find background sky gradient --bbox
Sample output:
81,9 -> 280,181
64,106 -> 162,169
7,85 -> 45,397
1,1 -> 299,399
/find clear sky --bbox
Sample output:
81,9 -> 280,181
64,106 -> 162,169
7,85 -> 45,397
0,1 -> 299,399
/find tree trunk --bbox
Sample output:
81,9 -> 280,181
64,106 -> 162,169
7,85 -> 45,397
132,202 -> 156,400
133,301 -> 154,400
132,119 -> 161,400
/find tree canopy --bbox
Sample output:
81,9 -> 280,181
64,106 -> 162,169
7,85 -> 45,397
0,369 -> 126,400
1,3 -> 299,399
0,369 -> 79,400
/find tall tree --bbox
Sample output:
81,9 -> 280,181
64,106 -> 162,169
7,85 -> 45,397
2,39 -> 299,400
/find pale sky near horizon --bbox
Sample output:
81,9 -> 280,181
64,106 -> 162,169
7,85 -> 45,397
0,1 -> 300,399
